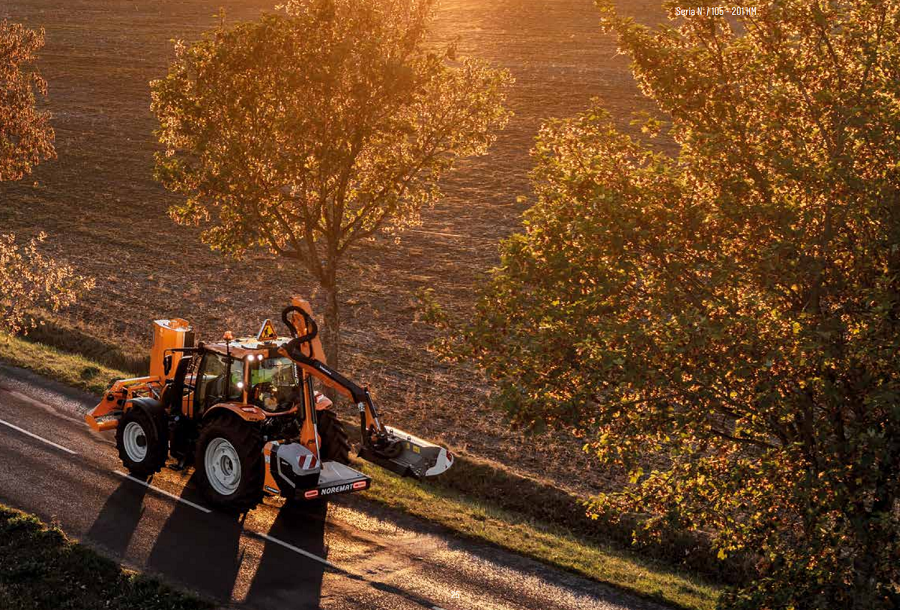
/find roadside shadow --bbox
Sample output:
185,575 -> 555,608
244,500 -> 329,609
85,478 -> 148,558
339,493 -> 647,610
146,472 -> 245,602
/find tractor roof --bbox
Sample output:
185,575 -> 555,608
202,337 -> 291,359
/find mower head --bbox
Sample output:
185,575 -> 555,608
359,426 -> 454,480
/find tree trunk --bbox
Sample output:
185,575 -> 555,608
321,280 -> 341,404
322,280 -> 341,372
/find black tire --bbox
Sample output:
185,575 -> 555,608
116,407 -> 168,477
195,414 -> 264,513
318,409 -> 351,465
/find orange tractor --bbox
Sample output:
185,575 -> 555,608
85,297 -> 453,511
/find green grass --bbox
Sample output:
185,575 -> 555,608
0,332 -> 723,610
0,504 -> 211,610
0,333 -> 127,395
356,462 -> 720,610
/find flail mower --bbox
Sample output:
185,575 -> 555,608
85,296 -> 453,511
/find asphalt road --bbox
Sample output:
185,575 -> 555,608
0,364 -> 666,610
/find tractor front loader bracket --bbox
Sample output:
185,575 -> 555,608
85,376 -> 160,432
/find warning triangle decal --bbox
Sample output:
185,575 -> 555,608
257,319 -> 278,342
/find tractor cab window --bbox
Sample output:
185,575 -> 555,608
196,352 -> 242,412
249,357 -> 300,412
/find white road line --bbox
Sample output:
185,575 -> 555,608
255,531 -> 450,610
0,417 -> 78,455
113,470 -> 212,514
255,532 -> 339,570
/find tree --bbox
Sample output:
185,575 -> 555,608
460,1 -> 900,607
0,21 -> 90,335
0,232 -> 93,335
0,20 -> 54,181
151,0 -> 512,368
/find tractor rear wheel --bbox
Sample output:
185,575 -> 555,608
318,409 -> 351,465
196,414 -> 264,512
116,407 -> 168,477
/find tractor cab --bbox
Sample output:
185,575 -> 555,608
190,336 -> 299,415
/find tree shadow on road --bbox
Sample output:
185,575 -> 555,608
84,477 -> 148,558
244,499 -> 328,609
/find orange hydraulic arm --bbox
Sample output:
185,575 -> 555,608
276,300 -> 455,481
85,318 -> 194,432
277,302 -> 455,480
277,302 -> 386,442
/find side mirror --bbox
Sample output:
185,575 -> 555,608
163,354 -> 173,377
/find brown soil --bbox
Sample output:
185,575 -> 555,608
0,0 -> 669,498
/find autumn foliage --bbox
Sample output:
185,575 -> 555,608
462,1 -> 900,607
1,21 -> 91,335
0,233 -> 93,336
0,20 -> 54,182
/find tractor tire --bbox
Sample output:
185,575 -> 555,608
318,409 -> 351,465
196,414 -> 264,513
116,406 -> 168,477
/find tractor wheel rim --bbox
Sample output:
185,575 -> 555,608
205,438 -> 241,496
123,421 -> 148,462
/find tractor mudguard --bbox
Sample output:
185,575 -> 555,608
203,403 -> 267,423
127,397 -> 167,434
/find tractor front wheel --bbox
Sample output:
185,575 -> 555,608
196,415 -> 264,512
116,407 -> 168,477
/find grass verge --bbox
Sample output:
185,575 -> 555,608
0,333 -> 723,610
0,503 -> 210,610
0,333 -> 125,395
